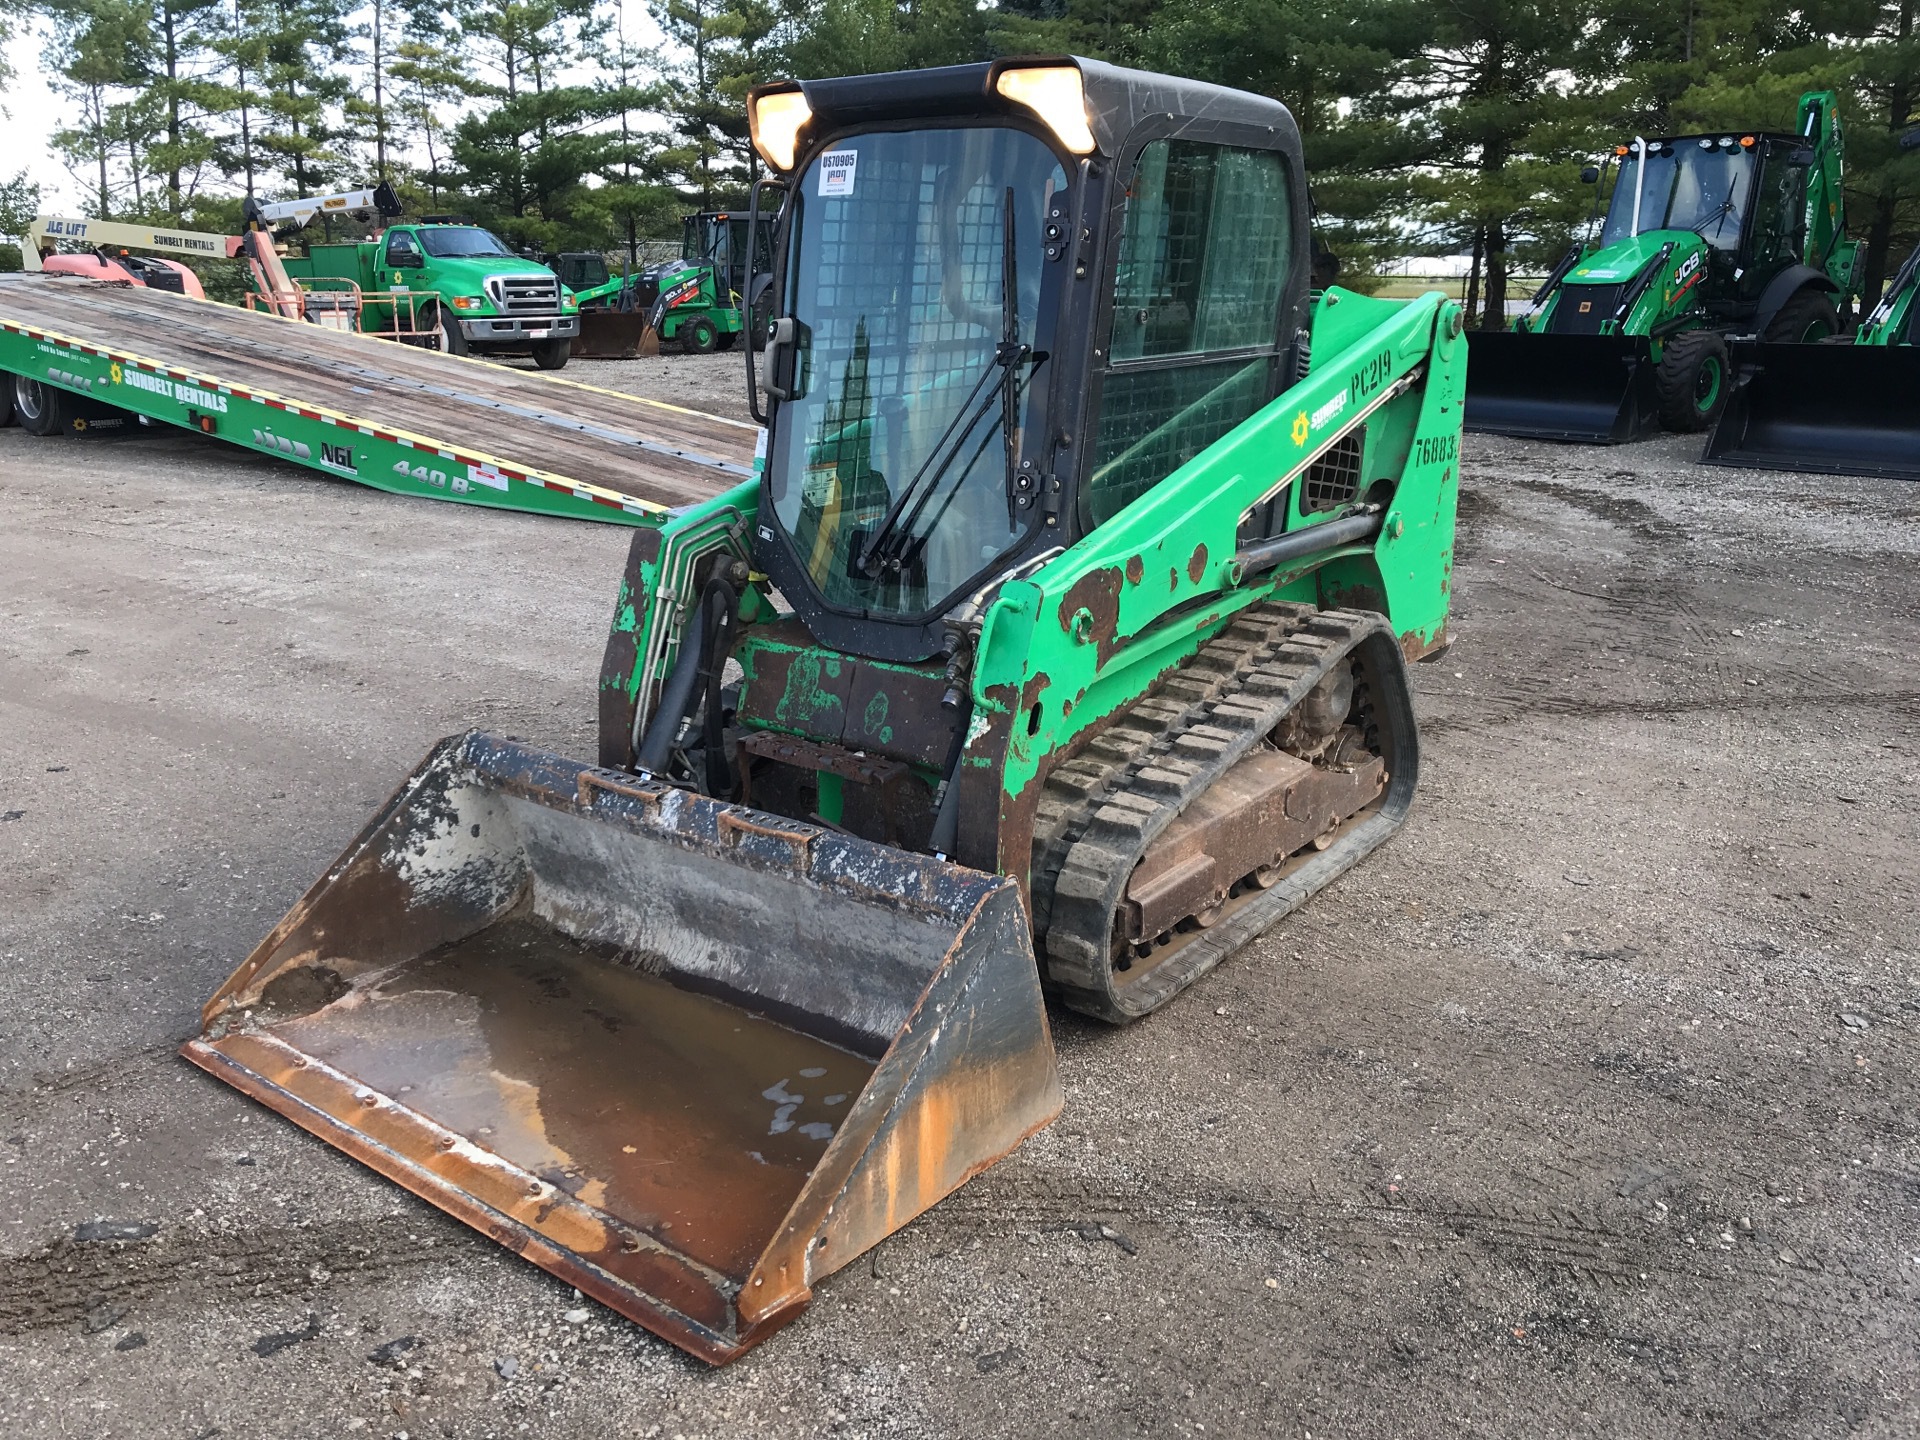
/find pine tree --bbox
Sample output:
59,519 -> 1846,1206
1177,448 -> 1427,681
45,0 -> 152,217
254,0 -> 354,197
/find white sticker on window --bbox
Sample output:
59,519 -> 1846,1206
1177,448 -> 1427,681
818,150 -> 857,198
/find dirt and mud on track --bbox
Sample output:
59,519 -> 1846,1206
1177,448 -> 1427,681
0,351 -> 1915,1437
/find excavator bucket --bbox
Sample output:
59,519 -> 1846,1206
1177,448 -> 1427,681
183,732 -> 1061,1364
1704,340 -> 1920,480
1464,331 -> 1661,444
572,310 -> 659,359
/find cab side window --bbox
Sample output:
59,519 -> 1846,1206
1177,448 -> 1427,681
1086,141 -> 1294,526
1747,147 -> 1808,272
384,232 -> 421,267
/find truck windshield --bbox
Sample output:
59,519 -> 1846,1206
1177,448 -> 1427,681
1601,144 -> 1754,251
420,227 -> 515,259
768,126 -> 1067,620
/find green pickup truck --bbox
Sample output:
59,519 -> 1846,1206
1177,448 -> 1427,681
280,223 -> 580,369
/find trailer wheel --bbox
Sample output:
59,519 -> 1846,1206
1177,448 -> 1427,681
1654,330 -> 1730,433
0,378 -> 13,428
531,338 -> 570,371
12,374 -> 68,437
1763,288 -> 1841,344
681,316 -> 719,355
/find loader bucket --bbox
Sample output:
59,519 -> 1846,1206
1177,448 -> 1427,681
572,310 -> 659,359
1464,331 -> 1661,444
1704,340 -> 1920,480
183,732 -> 1061,1364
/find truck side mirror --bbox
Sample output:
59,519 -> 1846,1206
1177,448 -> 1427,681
1580,165 -> 1601,185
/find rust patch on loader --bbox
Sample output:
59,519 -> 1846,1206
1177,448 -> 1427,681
1187,542 -> 1209,584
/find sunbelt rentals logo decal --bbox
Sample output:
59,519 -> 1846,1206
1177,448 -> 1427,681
118,365 -> 230,413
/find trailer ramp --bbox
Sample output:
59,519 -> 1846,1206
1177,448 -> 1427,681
0,275 -> 759,524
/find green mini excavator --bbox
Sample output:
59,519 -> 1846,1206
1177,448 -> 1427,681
186,58 -> 1465,1364
1467,91 -> 1859,444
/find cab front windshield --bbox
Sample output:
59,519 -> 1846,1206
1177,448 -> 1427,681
768,126 -> 1067,620
1601,143 -> 1754,251
420,226 -> 515,259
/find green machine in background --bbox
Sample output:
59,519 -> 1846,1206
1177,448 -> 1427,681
1467,90 -> 1859,443
634,211 -> 771,353
1705,125 -> 1920,480
187,58 -> 1465,1365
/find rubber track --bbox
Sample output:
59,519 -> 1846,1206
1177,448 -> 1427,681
1031,603 -> 1403,1021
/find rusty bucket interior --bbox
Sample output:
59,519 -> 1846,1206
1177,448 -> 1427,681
184,732 -> 1060,1364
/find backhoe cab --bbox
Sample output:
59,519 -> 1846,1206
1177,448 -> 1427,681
1467,90 -> 1858,443
188,57 -> 1464,1364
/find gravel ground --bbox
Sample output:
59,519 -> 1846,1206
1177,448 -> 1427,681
0,352 -> 1915,1439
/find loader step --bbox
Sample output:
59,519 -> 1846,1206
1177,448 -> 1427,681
0,275 -> 758,523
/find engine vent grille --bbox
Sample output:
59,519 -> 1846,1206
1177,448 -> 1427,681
1300,429 -> 1363,514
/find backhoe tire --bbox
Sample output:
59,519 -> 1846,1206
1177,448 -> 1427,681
436,307 -> 470,357
1654,329 -> 1730,433
680,316 -> 719,355
12,373 -> 68,436
531,337 -> 570,371
1763,288 -> 1841,344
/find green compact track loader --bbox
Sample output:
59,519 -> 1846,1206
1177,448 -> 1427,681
1467,91 -> 1859,444
186,58 -> 1464,1364
1705,126 -> 1920,479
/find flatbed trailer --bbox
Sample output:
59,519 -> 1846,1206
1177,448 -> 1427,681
0,275 -> 757,524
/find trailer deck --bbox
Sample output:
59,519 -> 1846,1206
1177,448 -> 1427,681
0,275 -> 759,524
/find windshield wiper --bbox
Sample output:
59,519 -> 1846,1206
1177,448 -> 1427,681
860,188 -> 1029,579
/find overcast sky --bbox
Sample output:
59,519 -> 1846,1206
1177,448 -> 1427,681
7,25 -> 76,212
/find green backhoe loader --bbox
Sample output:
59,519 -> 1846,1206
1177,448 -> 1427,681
185,58 -> 1464,1364
1705,126 -> 1920,479
1466,91 -> 1859,444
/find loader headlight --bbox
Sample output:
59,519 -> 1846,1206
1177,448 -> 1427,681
750,88 -> 814,172
994,64 -> 1097,155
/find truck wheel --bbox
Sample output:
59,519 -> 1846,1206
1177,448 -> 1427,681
12,374 -> 68,437
531,338 -> 570,371
1654,330 -> 1730,433
1763,288 -> 1841,343
681,316 -> 719,355
436,307 -> 470,357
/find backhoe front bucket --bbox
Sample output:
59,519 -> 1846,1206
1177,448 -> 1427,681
1464,331 -> 1661,444
572,310 -> 659,359
1704,340 -> 1920,480
183,732 -> 1061,1364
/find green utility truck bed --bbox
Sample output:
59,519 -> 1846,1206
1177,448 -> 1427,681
0,276 -> 757,523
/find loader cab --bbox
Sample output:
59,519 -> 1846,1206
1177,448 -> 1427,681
746,57 -> 1311,663
682,212 -> 767,300
1595,132 -> 1809,311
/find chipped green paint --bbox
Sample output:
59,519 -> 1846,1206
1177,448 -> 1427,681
976,287 -> 1462,812
861,690 -> 894,747
772,651 -> 847,731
